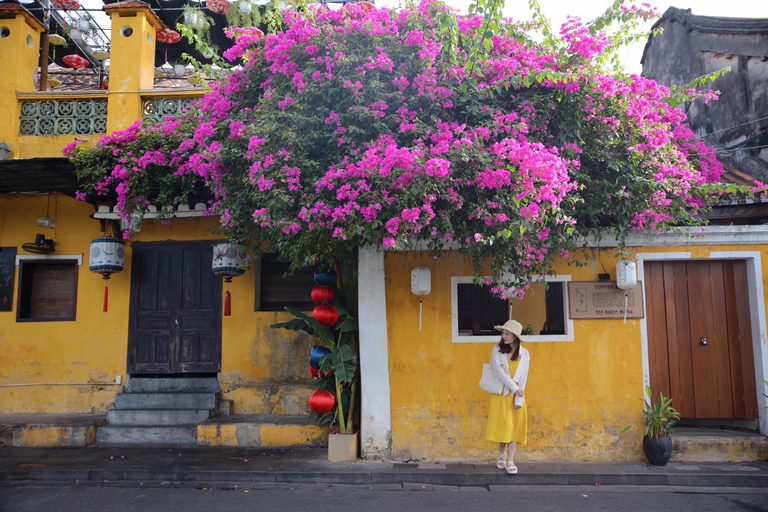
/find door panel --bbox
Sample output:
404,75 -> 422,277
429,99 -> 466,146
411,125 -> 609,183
128,242 -> 221,374
646,260 -> 758,420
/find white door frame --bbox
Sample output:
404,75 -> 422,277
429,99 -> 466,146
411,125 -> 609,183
637,251 -> 768,435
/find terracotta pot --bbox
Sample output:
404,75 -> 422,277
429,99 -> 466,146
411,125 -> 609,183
328,432 -> 358,462
643,435 -> 672,466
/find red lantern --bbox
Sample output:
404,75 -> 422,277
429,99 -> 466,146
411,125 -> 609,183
51,0 -> 81,10
313,303 -> 338,327
206,0 -> 231,14
311,285 -> 335,305
62,54 -> 89,85
308,364 -> 333,378
308,390 -> 335,414
156,28 -> 181,44
356,1 -> 376,12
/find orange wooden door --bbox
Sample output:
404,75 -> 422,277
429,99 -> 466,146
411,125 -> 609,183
646,260 -> 758,419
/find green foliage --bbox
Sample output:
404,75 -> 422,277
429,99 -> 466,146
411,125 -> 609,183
226,2 -> 263,28
643,385 -> 680,438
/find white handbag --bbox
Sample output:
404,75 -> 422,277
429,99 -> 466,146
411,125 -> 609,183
479,362 -> 503,395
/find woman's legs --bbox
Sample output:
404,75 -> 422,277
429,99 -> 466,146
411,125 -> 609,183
496,442 -> 508,468
507,442 -> 518,463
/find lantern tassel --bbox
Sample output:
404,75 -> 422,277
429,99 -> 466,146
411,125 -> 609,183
103,284 -> 108,312
224,290 -> 231,316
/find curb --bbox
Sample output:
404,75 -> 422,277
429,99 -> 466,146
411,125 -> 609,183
3,468 -> 767,488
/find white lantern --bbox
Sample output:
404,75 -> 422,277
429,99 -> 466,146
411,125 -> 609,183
212,242 -> 246,281
77,18 -> 90,31
174,64 -> 187,77
89,236 -> 125,312
69,29 -> 83,41
212,242 -> 247,317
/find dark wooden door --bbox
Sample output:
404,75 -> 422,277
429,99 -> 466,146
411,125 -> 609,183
127,242 -> 222,374
646,260 -> 758,419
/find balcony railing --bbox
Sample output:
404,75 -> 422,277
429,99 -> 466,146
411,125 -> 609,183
19,98 -> 109,136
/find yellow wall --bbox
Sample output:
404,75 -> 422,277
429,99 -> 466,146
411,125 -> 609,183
385,246 -> 768,461
0,193 -> 315,416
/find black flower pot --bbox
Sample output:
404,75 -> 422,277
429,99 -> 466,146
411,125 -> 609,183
643,435 -> 673,466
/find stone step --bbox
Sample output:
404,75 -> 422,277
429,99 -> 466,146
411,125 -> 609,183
106,408 -> 211,426
221,383 -> 316,415
115,392 -> 217,410
127,377 -> 220,393
672,428 -> 768,462
196,414 -> 328,448
95,425 -> 198,445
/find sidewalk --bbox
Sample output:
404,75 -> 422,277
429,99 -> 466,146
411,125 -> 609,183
1,446 -> 767,488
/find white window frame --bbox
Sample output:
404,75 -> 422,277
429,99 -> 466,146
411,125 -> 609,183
451,274 -> 574,343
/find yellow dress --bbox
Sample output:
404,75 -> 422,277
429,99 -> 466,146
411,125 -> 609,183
485,356 -> 528,444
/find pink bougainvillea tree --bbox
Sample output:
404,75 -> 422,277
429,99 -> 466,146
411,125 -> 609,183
68,0 -> 735,296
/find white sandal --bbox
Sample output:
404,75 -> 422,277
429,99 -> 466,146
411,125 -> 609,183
496,452 -> 507,469
506,461 -> 518,474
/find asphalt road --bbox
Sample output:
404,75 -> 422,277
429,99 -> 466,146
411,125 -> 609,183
1,483 -> 768,512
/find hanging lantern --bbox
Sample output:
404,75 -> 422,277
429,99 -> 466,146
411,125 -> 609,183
91,50 -> 110,61
49,34 -> 67,46
309,345 -> 331,370
206,0 -> 231,14
313,270 -> 337,288
212,242 -> 246,317
355,1 -> 376,12
51,0 -> 81,9
313,303 -> 339,327
89,236 -> 125,312
311,285 -> 335,305
62,54 -> 89,85
308,390 -> 335,414
174,64 -> 187,77
156,28 -> 182,44
238,1 -> 252,14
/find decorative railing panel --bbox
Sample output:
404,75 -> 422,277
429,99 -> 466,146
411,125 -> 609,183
19,99 -> 108,136
142,97 -> 196,122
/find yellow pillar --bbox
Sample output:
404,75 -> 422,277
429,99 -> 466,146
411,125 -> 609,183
104,1 -> 164,133
0,5 -> 44,159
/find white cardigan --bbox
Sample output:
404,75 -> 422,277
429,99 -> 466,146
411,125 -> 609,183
490,344 -> 530,407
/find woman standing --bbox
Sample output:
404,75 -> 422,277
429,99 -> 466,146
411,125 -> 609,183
485,319 -> 530,475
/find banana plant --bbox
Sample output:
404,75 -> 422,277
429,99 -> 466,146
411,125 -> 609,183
271,268 -> 359,434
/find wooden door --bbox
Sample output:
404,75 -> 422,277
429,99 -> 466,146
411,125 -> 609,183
646,260 -> 758,419
127,242 -> 222,374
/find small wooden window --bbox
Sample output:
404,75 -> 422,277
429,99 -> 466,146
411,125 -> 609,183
17,260 -> 78,321
255,254 -> 316,312
457,283 -> 509,336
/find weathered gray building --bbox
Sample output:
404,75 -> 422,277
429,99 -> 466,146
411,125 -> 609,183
642,7 -> 768,185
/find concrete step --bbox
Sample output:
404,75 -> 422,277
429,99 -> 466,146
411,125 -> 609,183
95,425 -> 198,445
221,383 -> 316,415
106,409 -> 211,426
0,414 -> 105,447
672,428 -> 768,462
115,392 -> 217,410
197,414 -> 328,448
127,377 -> 220,393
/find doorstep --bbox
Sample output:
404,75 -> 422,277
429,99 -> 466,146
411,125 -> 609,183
0,414 -> 105,447
672,427 -> 768,462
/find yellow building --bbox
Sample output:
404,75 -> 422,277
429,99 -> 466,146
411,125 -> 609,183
1,2 -> 766,462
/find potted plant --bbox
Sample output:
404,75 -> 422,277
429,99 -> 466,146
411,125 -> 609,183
271,266 -> 359,461
641,385 -> 680,466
